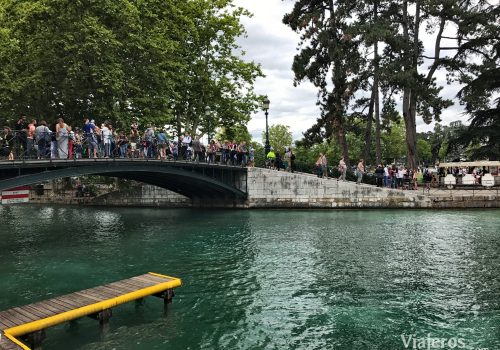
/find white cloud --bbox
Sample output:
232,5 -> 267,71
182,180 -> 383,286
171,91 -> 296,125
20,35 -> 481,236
234,0 -> 469,141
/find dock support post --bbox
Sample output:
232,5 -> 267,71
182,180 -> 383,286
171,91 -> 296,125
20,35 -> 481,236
26,330 -> 46,350
154,288 -> 175,304
89,308 -> 113,330
97,309 -> 113,326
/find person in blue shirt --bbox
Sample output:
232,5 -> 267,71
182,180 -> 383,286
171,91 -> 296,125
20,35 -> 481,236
157,129 -> 167,159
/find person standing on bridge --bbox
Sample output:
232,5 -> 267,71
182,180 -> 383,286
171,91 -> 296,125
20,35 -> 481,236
26,119 -> 36,159
35,121 -> 50,159
144,124 -> 155,159
192,135 -> 202,162
181,132 -> 192,160
83,119 -> 98,158
101,123 -> 112,158
356,159 -> 365,185
338,156 -> 347,181
56,118 -> 70,159
315,153 -> 327,178
15,116 -> 27,158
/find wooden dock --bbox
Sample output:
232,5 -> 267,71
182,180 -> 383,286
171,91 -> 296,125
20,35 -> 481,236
0,272 -> 182,350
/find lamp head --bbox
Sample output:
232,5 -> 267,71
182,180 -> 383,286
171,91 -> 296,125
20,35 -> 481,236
262,96 -> 270,110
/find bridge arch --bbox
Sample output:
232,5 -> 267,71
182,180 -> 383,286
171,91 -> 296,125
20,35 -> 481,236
0,160 -> 247,204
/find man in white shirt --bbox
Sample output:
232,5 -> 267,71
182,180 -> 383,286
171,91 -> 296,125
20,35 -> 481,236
384,165 -> 389,187
181,132 -> 192,160
101,124 -> 111,158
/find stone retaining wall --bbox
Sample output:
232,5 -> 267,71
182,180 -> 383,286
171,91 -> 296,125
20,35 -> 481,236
26,169 -> 498,209
30,185 -> 191,207
245,168 -> 431,208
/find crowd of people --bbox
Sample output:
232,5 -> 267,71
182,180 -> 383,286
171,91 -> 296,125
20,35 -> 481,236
265,147 -> 296,172
1,116 -> 495,190
0,116 -> 256,166
373,164 -> 420,189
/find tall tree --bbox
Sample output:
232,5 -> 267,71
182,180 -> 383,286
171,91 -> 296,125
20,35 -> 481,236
446,3 -> 500,160
284,0 -> 366,165
172,0 -> 263,137
263,124 -> 293,154
0,0 -> 262,132
376,0 -> 459,169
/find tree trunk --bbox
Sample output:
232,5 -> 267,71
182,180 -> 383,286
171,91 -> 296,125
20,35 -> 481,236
363,85 -> 375,163
328,0 -> 350,166
373,1 -> 382,165
374,65 -> 381,165
402,0 -> 418,170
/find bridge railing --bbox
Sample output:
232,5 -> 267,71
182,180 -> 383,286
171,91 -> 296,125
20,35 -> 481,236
0,130 -> 250,166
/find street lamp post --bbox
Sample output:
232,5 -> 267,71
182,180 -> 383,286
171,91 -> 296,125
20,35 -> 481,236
263,96 -> 270,157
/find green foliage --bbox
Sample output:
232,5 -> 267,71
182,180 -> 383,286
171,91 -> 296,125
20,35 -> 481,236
417,139 -> 432,165
217,124 -> 251,143
263,124 -> 293,154
380,121 -> 406,164
0,0 -> 262,133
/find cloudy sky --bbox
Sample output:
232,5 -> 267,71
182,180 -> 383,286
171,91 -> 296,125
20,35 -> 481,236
233,1 -> 469,142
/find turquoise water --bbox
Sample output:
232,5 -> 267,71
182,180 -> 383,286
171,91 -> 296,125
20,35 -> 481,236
0,206 -> 499,350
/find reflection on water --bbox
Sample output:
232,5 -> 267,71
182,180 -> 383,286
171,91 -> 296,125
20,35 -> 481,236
0,206 -> 499,350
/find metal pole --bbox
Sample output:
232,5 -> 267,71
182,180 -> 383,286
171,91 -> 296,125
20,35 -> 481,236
264,110 -> 270,157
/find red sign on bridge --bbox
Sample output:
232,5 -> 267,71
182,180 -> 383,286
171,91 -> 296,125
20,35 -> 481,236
0,186 -> 30,204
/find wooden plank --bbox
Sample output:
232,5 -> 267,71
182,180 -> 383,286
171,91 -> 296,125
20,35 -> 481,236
97,285 -> 134,298
84,286 -> 122,299
7,313 -> 30,326
0,311 -> 23,328
21,305 -> 53,319
79,284 -> 117,297
9,307 -> 38,322
117,278 -> 154,289
137,275 -> 172,285
135,274 -> 171,284
115,278 -> 151,288
105,281 -> 141,293
45,297 -> 74,311
129,275 -> 165,286
16,306 -> 47,320
0,321 -> 11,330
0,336 -> 24,350
0,318 -> 15,330
40,301 -> 68,315
0,310 -> 28,327
76,288 -> 115,301
24,302 -> 60,317
54,293 -> 95,308
73,291 -> 103,303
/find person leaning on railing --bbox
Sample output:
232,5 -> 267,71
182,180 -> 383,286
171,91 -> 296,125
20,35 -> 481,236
56,118 -> 70,159
26,119 -> 37,159
35,121 -> 50,159
0,127 -> 14,160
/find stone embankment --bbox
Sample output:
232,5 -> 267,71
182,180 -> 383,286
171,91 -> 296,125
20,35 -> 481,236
246,168 -> 499,208
246,168 -> 432,208
28,168 -> 499,209
30,183 -> 192,207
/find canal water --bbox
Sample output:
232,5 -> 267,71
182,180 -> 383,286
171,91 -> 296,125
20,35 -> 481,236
0,206 -> 499,350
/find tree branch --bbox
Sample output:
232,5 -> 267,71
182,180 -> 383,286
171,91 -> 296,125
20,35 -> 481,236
425,16 -> 446,83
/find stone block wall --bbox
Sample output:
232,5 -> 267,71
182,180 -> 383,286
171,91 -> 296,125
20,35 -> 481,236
245,168 -> 432,209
